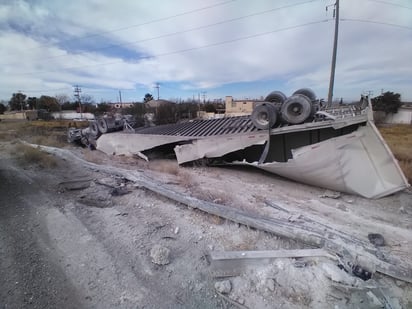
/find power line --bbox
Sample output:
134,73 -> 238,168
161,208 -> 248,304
340,18 -> 412,30
368,0 -> 412,10
13,87 -> 71,93
23,0 -> 236,53
12,0 -> 319,65
11,19 -> 331,77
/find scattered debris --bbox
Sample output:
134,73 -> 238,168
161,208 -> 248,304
114,212 -> 128,217
399,206 -> 407,214
366,291 -> 383,307
150,245 -> 171,265
264,200 -> 289,213
110,187 -> 131,196
351,264 -> 372,281
265,278 -> 275,292
368,233 -> 385,247
174,227 -> 180,234
210,249 -> 329,277
77,189 -> 113,208
320,190 -> 341,199
216,291 -> 249,309
58,178 -> 92,191
336,202 -> 348,211
214,280 -> 232,294
27,143 -> 412,299
322,263 -> 358,286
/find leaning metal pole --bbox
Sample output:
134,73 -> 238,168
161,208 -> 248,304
327,0 -> 339,106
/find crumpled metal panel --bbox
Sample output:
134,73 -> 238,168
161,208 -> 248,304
174,133 -> 268,164
234,122 -> 409,199
97,133 -> 192,156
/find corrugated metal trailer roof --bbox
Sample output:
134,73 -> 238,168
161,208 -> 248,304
135,116 -> 258,137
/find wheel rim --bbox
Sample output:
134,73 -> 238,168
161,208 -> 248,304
288,103 -> 303,116
256,111 -> 269,125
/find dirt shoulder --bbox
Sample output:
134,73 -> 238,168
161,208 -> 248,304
1,140 -> 411,308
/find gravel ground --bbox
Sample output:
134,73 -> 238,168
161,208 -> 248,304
1,140 -> 411,309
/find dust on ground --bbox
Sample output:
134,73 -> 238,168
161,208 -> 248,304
1,139 -> 411,309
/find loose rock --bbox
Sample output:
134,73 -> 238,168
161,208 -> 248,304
214,280 -> 232,294
368,233 -> 385,247
266,278 -> 275,292
150,245 -> 171,265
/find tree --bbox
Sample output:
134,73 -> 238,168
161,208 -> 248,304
61,102 -> 78,110
37,95 -> 61,112
204,103 -> 217,113
95,103 -> 113,115
9,92 -> 27,111
155,103 -> 177,125
143,93 -> 154,103
124,103 -> 146,127
372,91 -> 401,114
55,94 -> 70,106
27,97 -> 38,110
80,94 -> 95,105
0,103 -> 6,114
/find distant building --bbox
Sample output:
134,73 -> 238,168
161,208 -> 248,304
145,99 -> 175,109
385,103 -> 412,124
113,102 -> 135,109
224,96 -> 260,116
51,111 -> 95,120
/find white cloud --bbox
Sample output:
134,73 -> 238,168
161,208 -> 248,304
0,0 -> 411,102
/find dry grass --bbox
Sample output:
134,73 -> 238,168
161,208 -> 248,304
177,169 -> 197,188
378,124 -> 412,184
194,189 -> 235,206
0,120 -> 76,147
148,159 -> 180,175
15,143 -> 58,168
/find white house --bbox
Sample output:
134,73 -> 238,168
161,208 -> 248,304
385,104 -> 412,124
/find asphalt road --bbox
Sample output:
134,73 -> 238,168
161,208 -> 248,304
0,159 -> 83,309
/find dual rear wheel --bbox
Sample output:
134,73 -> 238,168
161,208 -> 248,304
251,88 -> 316,129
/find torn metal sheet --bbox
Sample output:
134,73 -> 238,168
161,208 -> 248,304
174,132 -> 268,164
97,133 -> 193,156
232,121 -> 409,199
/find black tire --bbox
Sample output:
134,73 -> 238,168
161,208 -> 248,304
251,103 -> 278,130
264,91 -> 287,104
293,88 -> 316,101
281,94 -> 312,124
97,118 -> 109,134
89,121 -> 100,136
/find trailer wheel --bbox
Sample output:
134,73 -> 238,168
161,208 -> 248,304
251,103 -> 277,130
264,91 -> 287,104
90,121 -> 100,136
281,94 -> 312,124
292,88 -> 316,101
97,118 -> 109,134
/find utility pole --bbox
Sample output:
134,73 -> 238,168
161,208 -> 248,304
154,83 -> 160,100
74,85 -> 82,119
202,91 -> 207,104
327,0 -> 339,106
18,90 -> 23,111
119,90 -> 122,104
364,90 -> 373,97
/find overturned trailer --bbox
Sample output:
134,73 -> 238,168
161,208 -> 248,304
96,96 -> 409,198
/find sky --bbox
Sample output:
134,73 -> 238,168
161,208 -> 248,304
0,0 -> 411,104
